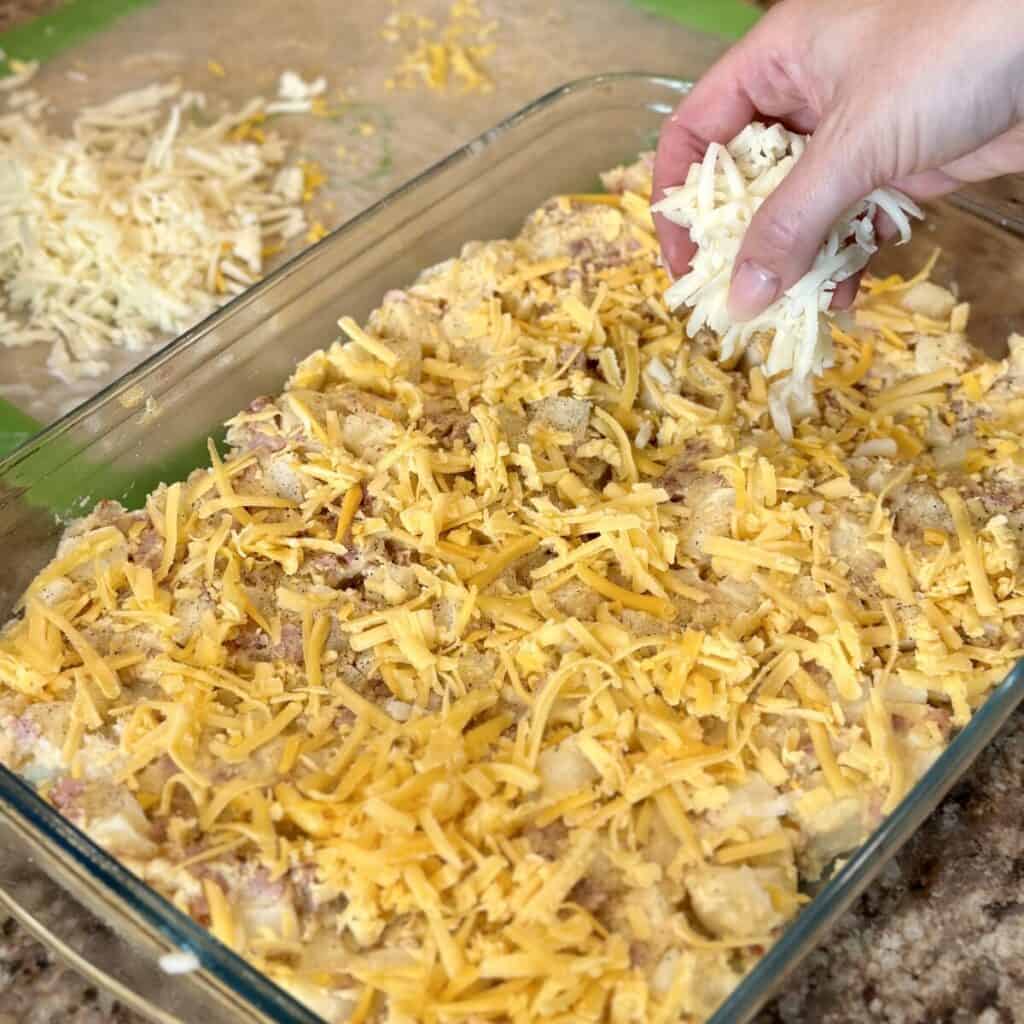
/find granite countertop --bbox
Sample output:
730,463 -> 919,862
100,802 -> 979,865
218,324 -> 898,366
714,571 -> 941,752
2,707 -> 1021,1023
0,915 -> 139,1024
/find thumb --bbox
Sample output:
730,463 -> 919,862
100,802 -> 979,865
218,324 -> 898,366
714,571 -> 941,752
729,123 -> 874,322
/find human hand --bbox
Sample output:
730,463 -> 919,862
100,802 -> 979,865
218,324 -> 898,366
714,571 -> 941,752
653,0 -> 1024,321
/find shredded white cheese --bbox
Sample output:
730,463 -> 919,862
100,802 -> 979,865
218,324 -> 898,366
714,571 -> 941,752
653,122 -> 922,438
0,78 -> 320,381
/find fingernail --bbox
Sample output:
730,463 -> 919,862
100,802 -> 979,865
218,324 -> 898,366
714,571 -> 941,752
729,261 -> 780,322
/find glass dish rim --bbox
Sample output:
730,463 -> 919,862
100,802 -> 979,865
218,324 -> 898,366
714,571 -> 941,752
0,70 -> 1021,1024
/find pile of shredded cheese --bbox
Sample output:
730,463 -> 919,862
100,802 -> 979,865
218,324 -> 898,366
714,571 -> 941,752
383,0 -> 496,95
3,154 -> 1024,1024
0,69 -> 327,381
653,123 -> 923,438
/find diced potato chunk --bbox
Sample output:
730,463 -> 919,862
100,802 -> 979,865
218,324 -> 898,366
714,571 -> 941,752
685,865 -> 785,939
900,280 -> 956,319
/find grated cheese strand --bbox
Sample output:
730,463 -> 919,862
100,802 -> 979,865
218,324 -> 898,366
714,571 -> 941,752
941,489 -> 999,617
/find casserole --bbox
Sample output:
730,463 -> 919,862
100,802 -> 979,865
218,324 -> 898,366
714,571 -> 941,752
2,73 -> 1024,1024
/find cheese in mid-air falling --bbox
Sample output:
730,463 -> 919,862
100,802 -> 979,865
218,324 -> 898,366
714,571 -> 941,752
0,70 -> 327,381
1,150 -> 1022,1024
653,122 -> 923,438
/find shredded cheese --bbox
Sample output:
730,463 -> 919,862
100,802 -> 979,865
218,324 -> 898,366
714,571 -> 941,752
384,0 -> 496,95
653,122 -> 921,437
0,75 -> 325,380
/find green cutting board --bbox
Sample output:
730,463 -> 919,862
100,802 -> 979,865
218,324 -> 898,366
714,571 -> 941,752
0,0 -> 153,73
630,0 -> 759,39
0,397 -> 41,456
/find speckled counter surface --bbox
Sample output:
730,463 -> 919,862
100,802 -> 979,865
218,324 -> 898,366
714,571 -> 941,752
0,914 -> 139,1024
762,707 -> 1024,1024
2,707 -> 1022,1023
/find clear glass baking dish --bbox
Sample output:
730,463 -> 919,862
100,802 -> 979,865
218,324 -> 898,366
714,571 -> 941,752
1,72 -> 1023,1024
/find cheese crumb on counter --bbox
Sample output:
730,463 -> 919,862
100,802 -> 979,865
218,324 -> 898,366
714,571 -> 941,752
266,70 -> 328,114
385,0 -> 496,94
0,59 -> 39,91
653,123 -> 922,439
0,74 -> 327,382
2,152 -> 1024,1024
